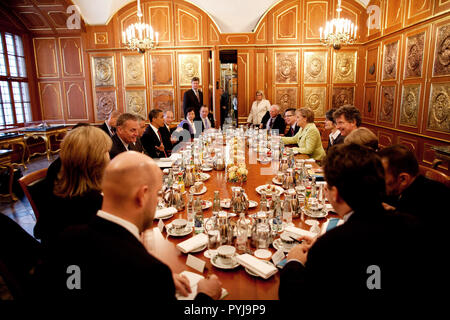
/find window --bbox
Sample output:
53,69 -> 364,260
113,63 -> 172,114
0,32 -> 32,128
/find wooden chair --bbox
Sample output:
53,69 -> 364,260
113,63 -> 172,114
419,165 -> 450,188
18,168 -> 48,219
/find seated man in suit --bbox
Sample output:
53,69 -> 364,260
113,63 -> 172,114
182,77 -> 203,119
141,109 -> 167,158
109,113 -> 139,159
99,110 -> 121,138
260,104 -> 286,134
131,115 -> 147,154
159,110 -> 177,155
333,104 -> 361,138
283,108 -> 299,137
199,105 -> 215,131
39,151 -> 222,301
279,144 -> 424,301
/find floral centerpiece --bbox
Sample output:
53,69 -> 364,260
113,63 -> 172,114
227,162 -> 248,183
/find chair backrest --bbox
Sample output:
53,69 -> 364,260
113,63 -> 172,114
18,168 -> 48,219
419,165 -> 450,188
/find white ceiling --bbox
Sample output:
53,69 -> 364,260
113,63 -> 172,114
73,0 -> 369,33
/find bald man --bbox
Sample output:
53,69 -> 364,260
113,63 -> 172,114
260,104 -> 286,134
41,151 -> 221,301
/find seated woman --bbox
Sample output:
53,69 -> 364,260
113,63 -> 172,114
281,107 -> 326,161
34,126 -> 112,247
176,107 -> 197,140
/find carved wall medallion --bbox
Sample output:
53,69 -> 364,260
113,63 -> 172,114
333,51 -> 356,83
400,84 -> 420,127
275,52 -> 298,84
123,55 -> 145,86
125,90 -> 147,119
303,87 -> 325,117
151,54 -> 173,86
382,41 -> 398,80
332,87 -> 354,109
379,86 -> 395,123
304,51 -> 326,83
405,32 -> 425,78
433,24 -> 450,76
428,83 -> 450,133
92,56 -> 115,87
152,89 -> 174,114
96,91 -> 116,121
275,87 -> 297,112
178,54 -> 201,86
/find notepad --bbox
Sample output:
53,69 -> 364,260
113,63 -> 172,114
176,271 -> 228,300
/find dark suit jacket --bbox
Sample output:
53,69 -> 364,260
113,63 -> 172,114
285,124 -> 300,137
109,134 -> 128,160
99,122 -> 114,138
326,132 -> 345,153
200,113 -> 215,131
141,125 -> 166,158
159,125 -> 173,154
132,137 -> 145,154
279,205 -> 425,301
260,112 -> 286,134
182,89 -> 203,118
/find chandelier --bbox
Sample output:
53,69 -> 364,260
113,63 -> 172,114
122,0 -> 158,53
319,0 -> 357,50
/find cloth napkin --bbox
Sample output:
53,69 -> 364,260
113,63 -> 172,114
154,207 -> 177,219
284,225 -> 317,239
236,254 -> 278,279
176,233 -> 208,254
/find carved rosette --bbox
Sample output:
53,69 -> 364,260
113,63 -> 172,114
303,87 -> 325,117
123,55 -> 145,86
427,83 -> 450,133
304,52 -> 326,83
382,41 -> 398,80
433,24 -> 450,77
275,88 -> 297,112
332,87 -> 354,109
333,51 -> 356,83
379,86 -> 395,123
400,84 -> 420,127
125,90 -> 147,119
96,91 -> 116,121
178,54 -> 201,86
405,32 -> 425,78
275,52 -> 298,84
93,56 -> 115,87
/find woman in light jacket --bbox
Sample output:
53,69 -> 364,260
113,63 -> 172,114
247,90 -> 271,126
282,107 -> 326,161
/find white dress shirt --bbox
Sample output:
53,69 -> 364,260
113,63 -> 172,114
97,210 -> 141,242
150,123 -> 161,143
329,129 -> 341,146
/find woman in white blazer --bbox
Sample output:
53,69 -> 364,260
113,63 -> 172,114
247,90 -> 271,126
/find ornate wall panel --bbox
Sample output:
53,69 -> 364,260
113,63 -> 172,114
275,51 -> 298,84
38,82 -> 63,120
303,86 -> 326,118
151,54 -> 173,86
64,81 -> 88,120
274,3 -> 299,43
91,56 -> 115,87
256,51 -> 267,92
398,135 -> 418,152
122,54 -> 145,86
404,31 -> 425,79
237,52 -> 250,120
333,51 -> 357,83
176,7 -> 201,44
384,0 -> 404,34
304,1 -> 328,42
366,0 -> 382,39
152,89 -> 174,114
363,85 -> 377,120
303,51 -> 327,84
148,5 -> 172,43
94,32 -> 108,45
95,91 -> 117,122
178,53 -> 202,86
382,40 -> 399,81
365,45 -> 378,82
432,23 -> 450,77
125,90 -> 147,118
405,0 -> 433,26
275,87 -> 297,112
379,85 -> 396,124
33,38 -> 59,78
434,0 -> 450,15
400,84 -> 421,128
378,131 -> 394,149
60,37 -> 83,77
332,87 -> 354,109
427,83 -> 450,133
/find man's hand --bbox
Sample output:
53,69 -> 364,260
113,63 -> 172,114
173,273 -> 191,297
197,274 -> 222,300
382,202 -> 396,211
286,243 -> 309,265
156,143 -> 165,152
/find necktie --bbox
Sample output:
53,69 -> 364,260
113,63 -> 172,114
204,118 -> 210,129
157,130 -> 167,157
195,90 -> 200,102
289,127 -> 294,136
268,118 -> 273,129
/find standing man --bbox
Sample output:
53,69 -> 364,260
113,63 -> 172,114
141,109 -> 167,159
109,113 -> 140,159
182,77 -> 203,119
200,105 -> 215,132
260,104 -> 286,134
284,108 -> 299,137
99,110 -> 121,138
218,87 -> 229,128
333,105 -> 361,137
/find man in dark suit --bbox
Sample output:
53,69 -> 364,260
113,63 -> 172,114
260,104 -> 286,134
158,110 -> 176,155
109,113 -> 140,159
182,77 -> 203,119
132,115 -> 147,154
99,110 -> 121,138
199,105 -> 215,131
141,109 -> 167,158
279,144 -> 424,302
219,87 -> 229,128
39,151 -> 222,302
283,108 -> 299,137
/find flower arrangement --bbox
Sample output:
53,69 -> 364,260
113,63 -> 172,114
227,163 -> 248,183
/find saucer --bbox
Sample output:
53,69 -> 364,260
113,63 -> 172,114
255,184 -> 284,197
202,166 -> 213,172
245,260 -> 275,278
190,186 -> 207,195
166,224 -> 193,237
210,254 -> 240,270
198,173 -> 211,182
254,249 -> 272,260
303,208 -> 328,219
272,238 -> 294,253
272,177 -> 282,185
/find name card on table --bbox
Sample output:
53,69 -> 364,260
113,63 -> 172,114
158,219 -> 165,233
186,254 -> 206,273
272,249 -> 286,267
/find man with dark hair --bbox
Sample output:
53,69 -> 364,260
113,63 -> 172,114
182,77 -> 203,119
200,105 -> 215,131
325,108 -> 344,152
218,87 -> 229,128
109,113 -> 139,159
141,109 -> 167,158
279,144 -> 423,301
333,105 -> 361,137
378,144 -> 449,225
284,108 -> 299,137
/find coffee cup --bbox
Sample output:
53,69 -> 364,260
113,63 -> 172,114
217,245 -> 236,265
280,232 -> 295,249
172,218 -> 187,233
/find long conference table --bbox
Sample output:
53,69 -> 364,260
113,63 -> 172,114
144,148 -> 332,300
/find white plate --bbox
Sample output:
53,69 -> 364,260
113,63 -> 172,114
210,254 -> 240,270
190,186 -> 207,195
166,224 -> 193,237
201,200 -> 212,210
254,249 -> 272,260
249,200 -> 258,208
202,166 -> 213,172
272,177 -> 282,185
303,208 -> 328,219
190,243 -> 207,253
272,238 -> 294,253
255,184 -> 284,197
245,260 -> 275,278
198,173 -> 211,182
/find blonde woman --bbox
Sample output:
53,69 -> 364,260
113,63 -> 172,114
34,126 -> 112,247
247,90 -> 271,126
